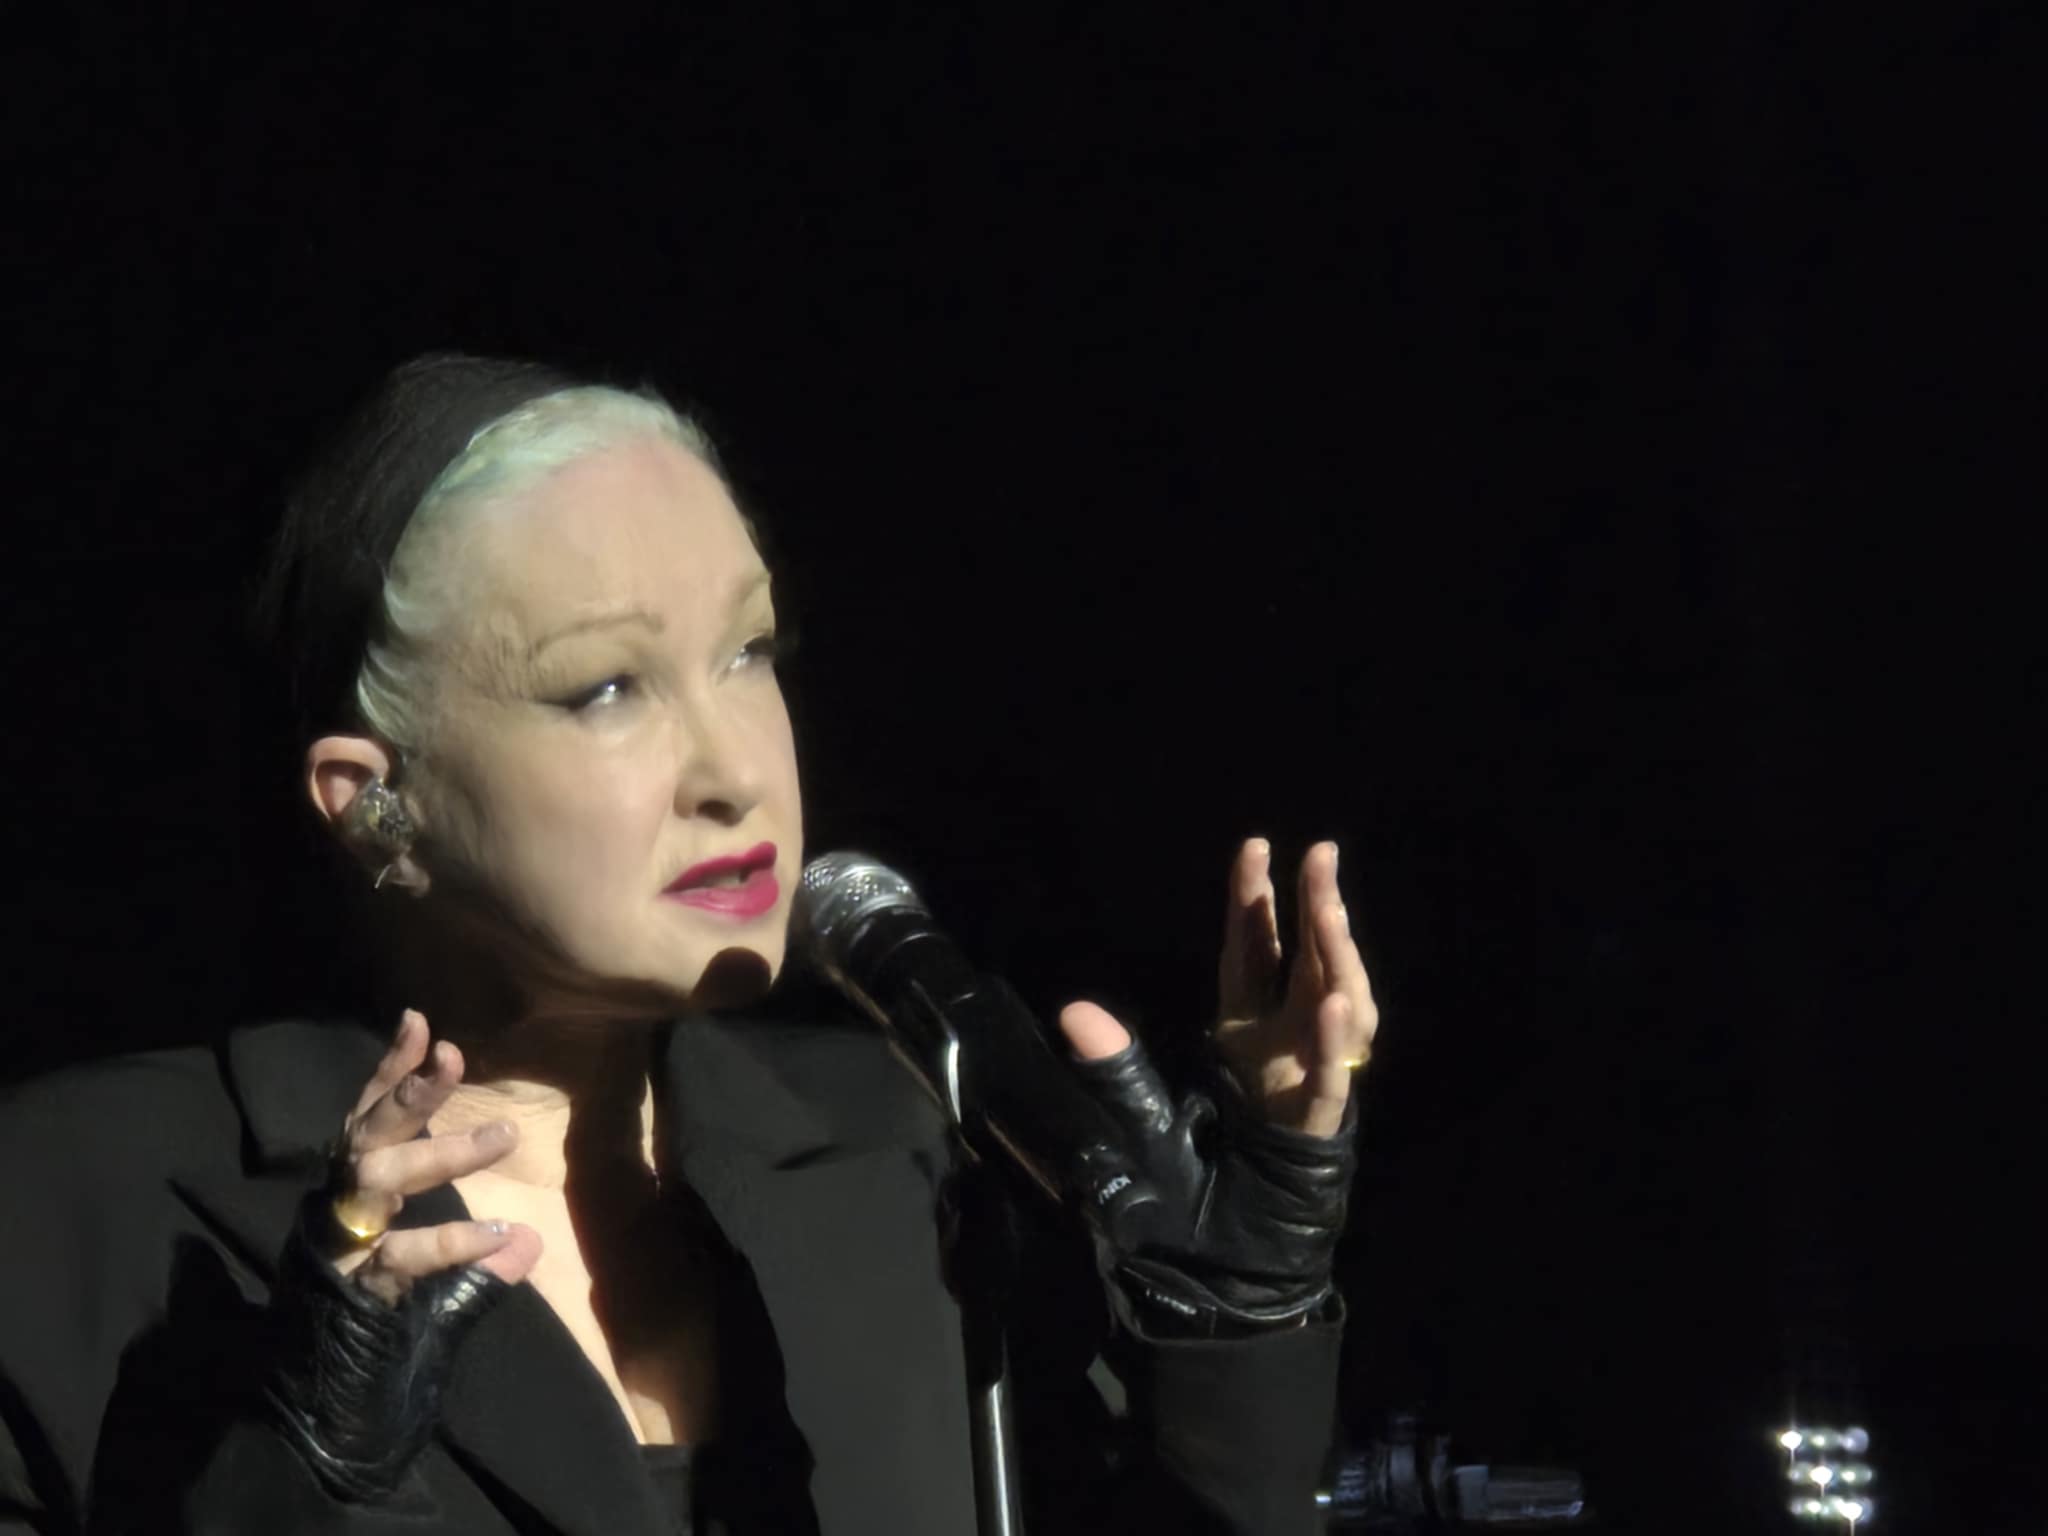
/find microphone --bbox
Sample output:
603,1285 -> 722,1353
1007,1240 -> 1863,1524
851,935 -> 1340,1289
790,850 -> 1157,1226
794,850 -> 1160,1536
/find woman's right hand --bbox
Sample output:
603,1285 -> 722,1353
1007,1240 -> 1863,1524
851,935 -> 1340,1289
259,1009 -> 541,1503
329,1008 -> 542,1302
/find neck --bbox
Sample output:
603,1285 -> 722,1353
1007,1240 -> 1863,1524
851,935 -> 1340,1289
428,1051 -> 659,1193
370,904 -> 669,1192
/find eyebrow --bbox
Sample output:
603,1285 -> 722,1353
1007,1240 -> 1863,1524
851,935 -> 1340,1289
525,571 -> 773,660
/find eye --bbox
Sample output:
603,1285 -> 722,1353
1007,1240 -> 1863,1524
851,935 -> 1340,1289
562,674 -> 639,712
732,631 -> 784,672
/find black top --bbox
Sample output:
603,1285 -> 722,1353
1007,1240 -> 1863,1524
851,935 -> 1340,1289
638,1442 -> 694,1536
0,977 -> 1345,1533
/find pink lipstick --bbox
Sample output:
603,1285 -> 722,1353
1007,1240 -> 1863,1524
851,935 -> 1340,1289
663,841 -> 780,919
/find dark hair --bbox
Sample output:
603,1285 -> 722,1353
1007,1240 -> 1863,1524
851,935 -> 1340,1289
245,351 -> 586,757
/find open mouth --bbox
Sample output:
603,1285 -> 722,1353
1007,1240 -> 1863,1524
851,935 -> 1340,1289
666,840 -> 779,895
663,845 -> 781,918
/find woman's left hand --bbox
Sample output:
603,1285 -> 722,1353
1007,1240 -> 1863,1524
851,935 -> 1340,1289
1059,838 -> 1377,1138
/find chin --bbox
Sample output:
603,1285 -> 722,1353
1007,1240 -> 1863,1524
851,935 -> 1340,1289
685,946 -> 780,1012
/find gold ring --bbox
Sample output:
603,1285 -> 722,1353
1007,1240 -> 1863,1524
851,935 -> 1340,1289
330,1190 -> 392,1244
1341,1055 -> 1368,1072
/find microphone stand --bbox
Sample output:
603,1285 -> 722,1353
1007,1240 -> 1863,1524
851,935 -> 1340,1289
942,1144 -> 1029,1536
797,924 -> 1036,1536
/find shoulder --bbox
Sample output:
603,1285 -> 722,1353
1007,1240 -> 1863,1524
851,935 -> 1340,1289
0,1041 -> 245,1199
0,1016 -> 377,1276
0,1041 -> 252,1332
0,1043 -> 253,1521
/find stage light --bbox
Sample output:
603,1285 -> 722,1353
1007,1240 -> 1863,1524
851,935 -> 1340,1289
1774,1416 -> 1876,1518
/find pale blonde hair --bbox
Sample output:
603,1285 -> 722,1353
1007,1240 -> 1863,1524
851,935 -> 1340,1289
354,386 -> 723,755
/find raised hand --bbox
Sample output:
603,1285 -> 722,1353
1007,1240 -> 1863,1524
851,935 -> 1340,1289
1213,838 -> 1377,1136
1060,838 -> 1378,1138
261,1010 -> 542,1502
326,1008 -> 542,1298
1052,837 -> 1371,1335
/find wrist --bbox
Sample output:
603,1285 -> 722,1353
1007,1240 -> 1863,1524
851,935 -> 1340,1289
1110,1261 -> 1337,1342
262,1190 -> 508,1503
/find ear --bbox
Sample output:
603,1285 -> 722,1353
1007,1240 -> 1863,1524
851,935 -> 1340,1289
305,735 -> 392,825
306,735 -> 428,892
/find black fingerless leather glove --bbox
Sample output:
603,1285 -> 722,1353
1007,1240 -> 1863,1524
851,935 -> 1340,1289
1071,1036 -> 1358,1339
259,1190 -> 511,1501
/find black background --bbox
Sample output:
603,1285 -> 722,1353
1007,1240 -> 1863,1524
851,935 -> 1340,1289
3,6 -> 2038,1532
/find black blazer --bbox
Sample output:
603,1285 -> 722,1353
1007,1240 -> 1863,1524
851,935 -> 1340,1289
0,989 -> 1343,1535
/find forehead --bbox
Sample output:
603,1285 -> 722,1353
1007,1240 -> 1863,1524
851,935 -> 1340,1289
456,434 -> 763,640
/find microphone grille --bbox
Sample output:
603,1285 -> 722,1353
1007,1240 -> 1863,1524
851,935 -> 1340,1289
793,851 -> 928,964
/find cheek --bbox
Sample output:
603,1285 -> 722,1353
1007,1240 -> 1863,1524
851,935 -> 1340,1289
461,744 -> 671,903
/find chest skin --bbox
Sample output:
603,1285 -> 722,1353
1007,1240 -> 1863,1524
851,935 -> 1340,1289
449,1167 -> 722,1448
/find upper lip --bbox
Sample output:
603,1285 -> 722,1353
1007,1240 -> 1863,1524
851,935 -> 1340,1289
665,841 -> 778,892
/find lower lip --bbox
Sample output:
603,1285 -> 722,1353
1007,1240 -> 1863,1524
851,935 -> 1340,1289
664,868 -> 781,919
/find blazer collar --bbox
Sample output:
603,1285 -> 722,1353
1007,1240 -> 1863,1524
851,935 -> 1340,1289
189,1017 -> 674,1536
220,1016 -> 376,1169
194,987 -> 979,1536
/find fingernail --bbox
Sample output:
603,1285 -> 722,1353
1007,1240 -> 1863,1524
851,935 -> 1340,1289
1250,837 -> 1269,857
485,1220 -> 508,1238
1337,904 -> 1350,935
476,1120 -> 515,1148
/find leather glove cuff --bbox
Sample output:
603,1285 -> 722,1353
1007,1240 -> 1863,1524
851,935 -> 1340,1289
260,1190 -> 509,1502
1075,1038 -> 1360,1338
1122,1091 -> 1359,1337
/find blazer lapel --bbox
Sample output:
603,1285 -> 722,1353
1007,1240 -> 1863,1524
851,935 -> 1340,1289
180,1018 -> 674,1536
413,1180 -> 679,1536
659,1003 -> 981,1536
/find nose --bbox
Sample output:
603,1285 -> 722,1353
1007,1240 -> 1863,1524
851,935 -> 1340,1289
669,693 -> 765,826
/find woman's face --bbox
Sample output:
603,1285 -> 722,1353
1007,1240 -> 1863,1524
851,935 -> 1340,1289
404,431 -> 802,1010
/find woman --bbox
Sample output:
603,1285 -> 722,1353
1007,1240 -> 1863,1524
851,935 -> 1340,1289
0,353 -> 1375,1534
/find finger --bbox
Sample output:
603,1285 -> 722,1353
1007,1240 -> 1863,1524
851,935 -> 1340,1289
472,1222 -> 544,1285
352,1036 -> 466,1154
355,1120 -> 519,1200
1219,837 -> 1283,1019
353,1221 -> 542,1305
1313,898 -> 1380,1064
1058,1000 -> 1132,1062
1065,1012 -> 1178,1144
349,1009 -> 431,1123
1299,992 -> 1355,1139
365,1219 -> 513,1287
1287,842 -> 1339,1011
329,1186 -> 406,1266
